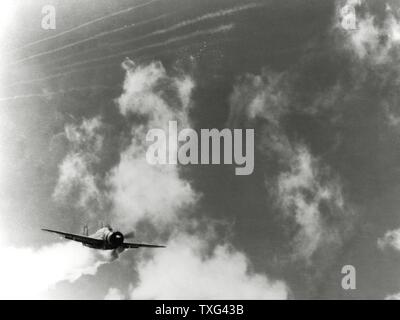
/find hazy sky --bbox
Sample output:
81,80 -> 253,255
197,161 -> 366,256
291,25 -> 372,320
1,0 -> 400,299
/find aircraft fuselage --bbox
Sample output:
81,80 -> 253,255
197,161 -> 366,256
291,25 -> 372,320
82,227 -> 125,250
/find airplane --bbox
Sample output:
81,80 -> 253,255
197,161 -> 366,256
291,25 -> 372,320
41,225 -> 166,251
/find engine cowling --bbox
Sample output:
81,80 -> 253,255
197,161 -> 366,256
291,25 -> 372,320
106,231 -> 124,247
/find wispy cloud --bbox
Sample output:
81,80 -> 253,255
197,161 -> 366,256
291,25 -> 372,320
337,0 -> 400,64
108,60 -> 198,228
278,146 -> 345,260
378,229 -> 400,251
378,228 -> 400,299
53,117 -> 106,217
229,70 -> 350,261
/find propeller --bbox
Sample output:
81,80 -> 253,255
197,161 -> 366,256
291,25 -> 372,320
123,231 -> 135,239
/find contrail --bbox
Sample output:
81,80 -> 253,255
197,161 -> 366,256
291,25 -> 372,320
46,2 -> 262,69
0,85 -> 118,102
101,2 -> 261,48
10,11 -> 172,67
50,24 -> 234,71
10,2 -> 261,68
143,36 -> 239,58
4,24 -> 233,89
6,0 -> 163,55
3,64 -> 120,88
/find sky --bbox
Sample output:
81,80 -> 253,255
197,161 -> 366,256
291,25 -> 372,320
1,0 -> 400,299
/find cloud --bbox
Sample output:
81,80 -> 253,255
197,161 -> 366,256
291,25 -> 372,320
105,60 -> 289,299
378,228 -> 400,299
227,70 -> 293,161
117,59 -> 191,125
337,0 -> 400,64
277,146 -> 345,260
378,228 -> 400,250
108,60 -> 198,228
229,70 -> 349,260
334,1 -> 400,128
228,71 -> 288,126
53,117 -> 105,215
47,59 -> 290,299
129,233 -> 288,300
0,241 -> 106,299
104,288 -> 126,300
108,158 -> 197,227
54,153 -> 102,208
385,292 -> 400,300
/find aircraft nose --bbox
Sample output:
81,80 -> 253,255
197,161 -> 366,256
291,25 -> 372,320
108,232 -> 124,246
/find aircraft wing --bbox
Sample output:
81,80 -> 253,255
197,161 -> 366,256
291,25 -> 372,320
122,242 -> 166,249
41,228 -> 103,246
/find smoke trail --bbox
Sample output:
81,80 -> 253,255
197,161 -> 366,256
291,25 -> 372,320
9,2 -> 261,68
49,24 -> 234,71
4,3 -> 258,86
0,85 -> 117,102
6,0 -> 162,55
101,3 -> 262,50
10,12 -> 172,67
4,24 -> 234,89
3,64 -> 120,89
3,37 -> 235,89
42,2 -> 262,70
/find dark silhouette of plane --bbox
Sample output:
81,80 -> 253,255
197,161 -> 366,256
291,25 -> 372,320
42,225 -> 165,251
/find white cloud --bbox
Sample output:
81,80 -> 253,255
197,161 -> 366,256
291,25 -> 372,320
0,241 -> 106,299
105,287 -> 126,300
129,233 -> 288,300
175,76 -> 195,111
378,228 -> 400,251
347,15 -> 380,59
106,61 -> 289,299
278,146 -> 345,260
338,1 -> 400,64
379,229 -> 400,299
116,60 -> 191,127
108,60 -> 197,229
229,71 -> 348,261
47,60 -> 290,299
53,117 -> 105,215
228,71 -> 294,161
385,292 -> 400,300
54,153 -> 102,208
108,158 -> 197,227
228,71 -> 288,126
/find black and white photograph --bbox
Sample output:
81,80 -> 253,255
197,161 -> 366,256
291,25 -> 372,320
0,0 -> 400,304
